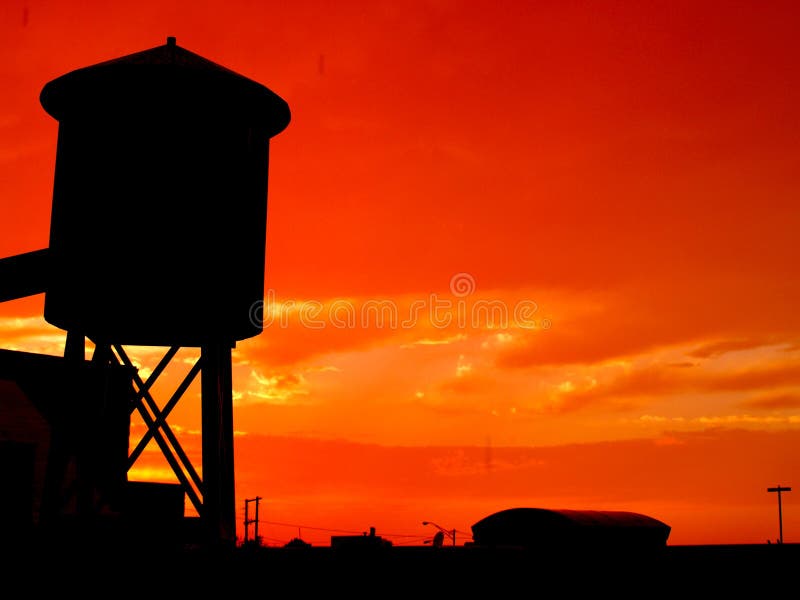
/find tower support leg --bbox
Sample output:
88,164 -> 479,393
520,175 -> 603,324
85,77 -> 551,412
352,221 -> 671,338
201,342 -> 236,545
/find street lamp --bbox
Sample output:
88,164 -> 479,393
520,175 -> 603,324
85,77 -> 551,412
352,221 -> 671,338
423,521 -> 456,546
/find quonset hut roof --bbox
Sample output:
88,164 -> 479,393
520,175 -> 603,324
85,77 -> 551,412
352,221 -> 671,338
471,508 -> 671,551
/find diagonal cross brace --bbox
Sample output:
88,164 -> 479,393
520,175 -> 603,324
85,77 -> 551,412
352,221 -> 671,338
128,358 -> 202,467
114,345 -> 204,515
128,360 -> 202,472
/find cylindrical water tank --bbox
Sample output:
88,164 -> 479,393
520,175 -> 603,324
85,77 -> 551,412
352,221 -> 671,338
40,37 -> 290,346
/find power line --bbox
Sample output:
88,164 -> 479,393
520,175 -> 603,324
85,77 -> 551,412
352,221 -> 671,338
392,537 -> 433,546
258,520 -> 369,535
245,518 -> 473,544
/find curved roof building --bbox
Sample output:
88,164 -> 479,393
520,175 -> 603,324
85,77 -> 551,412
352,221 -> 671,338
471,508 -> 671,551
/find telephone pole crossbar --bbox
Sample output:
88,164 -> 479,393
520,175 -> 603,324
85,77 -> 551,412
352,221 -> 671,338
244,496 -> 262,545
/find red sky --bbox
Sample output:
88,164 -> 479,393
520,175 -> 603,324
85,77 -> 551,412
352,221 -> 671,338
1,0 -> 799,545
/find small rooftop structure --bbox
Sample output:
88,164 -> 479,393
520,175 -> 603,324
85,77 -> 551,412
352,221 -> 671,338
331,526 -> 392,550
471,508 -> 671,552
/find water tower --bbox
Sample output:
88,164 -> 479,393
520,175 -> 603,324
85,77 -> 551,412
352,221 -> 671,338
0,37 -> 290,546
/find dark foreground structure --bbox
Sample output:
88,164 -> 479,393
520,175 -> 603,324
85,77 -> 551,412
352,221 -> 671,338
5,539 -> 799,596
0,36 -> 290,548
5,506 -> 796,596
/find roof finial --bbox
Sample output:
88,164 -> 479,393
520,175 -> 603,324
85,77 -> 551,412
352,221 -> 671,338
167,36 -> 176,47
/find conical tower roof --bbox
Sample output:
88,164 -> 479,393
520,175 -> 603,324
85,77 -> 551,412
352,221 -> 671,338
40,36 -> 290,136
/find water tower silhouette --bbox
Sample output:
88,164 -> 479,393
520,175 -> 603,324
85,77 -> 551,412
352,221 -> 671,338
3,37 -> 290,545
41,36 -> 290,346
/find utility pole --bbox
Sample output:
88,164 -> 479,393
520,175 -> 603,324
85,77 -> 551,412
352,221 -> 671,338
244,496 -> 262,545
767,485 -> 792,544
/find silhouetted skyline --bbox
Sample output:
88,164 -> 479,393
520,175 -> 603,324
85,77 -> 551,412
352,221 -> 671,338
1,1 -> 799,547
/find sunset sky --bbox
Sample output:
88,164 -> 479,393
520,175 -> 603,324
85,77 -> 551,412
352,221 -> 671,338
1,0 -> 799,546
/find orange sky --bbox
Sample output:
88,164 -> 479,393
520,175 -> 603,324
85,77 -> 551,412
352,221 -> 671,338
1,0 -> 799,545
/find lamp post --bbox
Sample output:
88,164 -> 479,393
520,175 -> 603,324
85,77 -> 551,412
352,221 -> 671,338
423,521 -> 456,546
